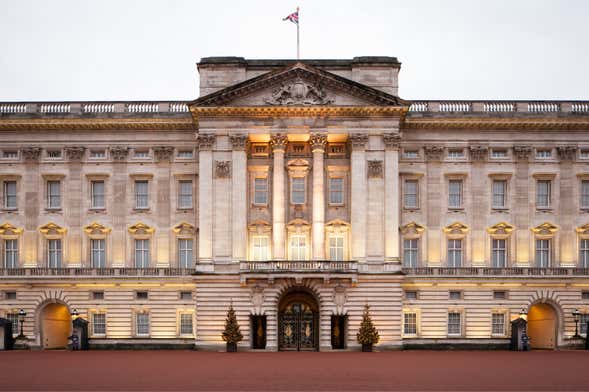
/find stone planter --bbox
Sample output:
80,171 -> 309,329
226,342 -> 237,352
361,344 -> 373,352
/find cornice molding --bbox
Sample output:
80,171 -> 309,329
190,106 -> 407,119
403,117 -> 589,131
0,118 -> 194,131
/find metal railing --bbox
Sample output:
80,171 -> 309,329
402,267 -> 589,277
0,267 -> 194,277
240,260 -> 358,273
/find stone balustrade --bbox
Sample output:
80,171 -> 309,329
408,100 -> 589,113
402,267 -> 589,277
240,260 -> 358,273
0,267 -> 194,277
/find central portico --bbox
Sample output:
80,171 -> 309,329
190,57 -> 407,351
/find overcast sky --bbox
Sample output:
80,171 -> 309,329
1,0 -> 588,101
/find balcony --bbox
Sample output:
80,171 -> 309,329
240,260 -> 358,273
402,267 -> 589,277
0,267 -> 194,278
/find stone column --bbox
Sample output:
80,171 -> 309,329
21,147 -> 41,267
109,146 -> 129,267
153,146 -> 174,267
198,134 -> 216,263
557,146 -> 577,266
513,145 -> 532,266
271,134 -> 288,260
424,146 -> 444,265
350,134 -> 368,262
310,133 -> 327,260
231,134 -> 248,261
64,147 -> 85,267
384,134 -> 401,262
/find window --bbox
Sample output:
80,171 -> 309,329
449,291 -> 462,300
493,291 -> 507,300
4,181 -> 17,209
92,313 -> 106,335
492,180 -> 507,209
136,313 -> 150,335
4,291 -> 16,300
581,149 -> 589,159
177,150 -> 193,158
447,312 -> 462,336
2,151 -> 18,159
47,181 -> 61,208
448,149 -> 464,159
6,312 -> 18,335
581,314 -> 589,336
180,291 -> 192,300
448,180 -> 463,209
252,236 -> 269,261
89,150 -> 106,159
535,239 -> 551,268
47,150 -> 62,159
329,235 -> 344,261
327,144 -> 345,157
91,181 -> 105,209
178,181 -> 193,209
492,313 -> 506,335
582,291 -> 589,300
291,177 -> 305,204
136,291 -> 148,300
47,239 -> 62,268
579,239 -> 589,268
403,180 -> 419,209
290,235 -> 306,261
581,180 -> 589,209
405,291 -> 418,300
403,239 -> 419,267
134,239 -> 150,268
536,180 -> 551,208
329,178 -> 344,205
253,178 -> 268,205
403,150 -> 419,159
536,149 -> 552,159
447,239 -> 462,267
403,312 -> 417,336
135,181 -> 148,209
90,239 -> 106,268
134,149 -> 149,158
180,313 -> 193,335
491,149 -> 507,159
92,291 -> 104,300
178,238 -> 193,268
4,239 -> 18,268
492,239 -> 507,268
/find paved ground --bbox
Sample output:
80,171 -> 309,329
0,350 -> 588,391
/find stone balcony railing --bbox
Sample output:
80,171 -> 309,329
408,100 -> 589,114
240,260 -> 358,273
402,267 -> 589,277
0,267 -> 194,277
0,101 -> 190,115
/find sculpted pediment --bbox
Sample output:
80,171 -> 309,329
191,63 -> 405,107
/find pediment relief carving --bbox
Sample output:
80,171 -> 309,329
39,222 -> 67,236
287,158 -> 311,175
443,222 -> 469,235
324,219 -> 350,234
265,77 -> 334,106
248,220 -> 272,234
83,222 -> 112,235
173,222 -> 196,235
531,222 -> 558,235
0,223 -> 23,236
576,223 -> 589,235
400,222 -> 426,235
128,222 -> 155,235
487,222 -> 514,236
286,218 -> 311,233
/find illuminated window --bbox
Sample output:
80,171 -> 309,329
254,178 -> 268,205
535,239 -> 551,268
290,235 -> 306,261
491,313 -> 505,336
178,239 -> 193,268
91,239 -> 106,268
329,235 -> 344,261
291,177 -> 305,204
403,239 -> 419,267
447,239 -> 462,267
403,180 -> 419,209
252,236 -> 269,261
4,239 -> 18,268
47,239 -> 62,268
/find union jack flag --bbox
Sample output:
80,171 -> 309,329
283,7 -> 299,24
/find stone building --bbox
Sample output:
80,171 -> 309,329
0,56 -> 588,350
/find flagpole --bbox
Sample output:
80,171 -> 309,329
296,7 -> 300,59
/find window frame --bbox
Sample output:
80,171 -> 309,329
47,180 -> 61,209
491,312 -> 507,337
581,179 -> 589,210
447,311 -> 463,337
3,239 -> 18,269
90,238 -> 106,268
91,312 -> 107,336
290,177 -> 306,205
253,177 -> 269,206
47,238 -> 62,268
90,180 -> 105,209
491,238 -> 508,268
535,238 -> 552,268
178,238 -> 193,268
403,238 -> 419,267
134,239 -> 150,268
536,179 -> 552,209
403,179 -> 419,209
402,311 -> 418,337
328,234 -> 345,261
3,180 -> 17,210
491,179 -> 508,210
179,312 -> 194,336
448,179 -> 463,209
135,312 -> 150,336
289,234 -> 307,261
447,239 -> 463,267
328,177 -> 345,206
178,180 -> 193,209
134,180 -> 149,210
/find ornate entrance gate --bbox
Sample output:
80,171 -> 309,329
278,291 -> 319,351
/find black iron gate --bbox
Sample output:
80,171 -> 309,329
279,302 -> 318,351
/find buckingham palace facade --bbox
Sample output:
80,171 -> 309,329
1,56 -> 589,350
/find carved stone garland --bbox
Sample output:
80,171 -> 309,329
21,147 -> 42,162
556,145 -> 577,161
513,145 -> 532,161
109,146 -> 129,161
215,161 -> 231,179
65,146 -> 85,161
469,145 -> 488,161
424,145 -> 444,161
153,146 -> 174,162
367,160 -> 384,179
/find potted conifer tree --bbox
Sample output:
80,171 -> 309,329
356,304 -> 379,352
222,303 -> 243,352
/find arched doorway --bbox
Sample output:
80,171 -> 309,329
527,302 -> 558,349
278,290 -> 319,351
39,303 -> 71,349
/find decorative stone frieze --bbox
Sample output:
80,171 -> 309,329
197,134 -> 216,150
65,146 -> 85,161
21,147 -> 41,162
443,222 -> 469,235
556,145 -> 577,161
0,223 -> 23,236
109,146 -> 129,161
173,221 -> 196,235
264,77 -> 334,105
513,145 -> 532,161
309,133 -> 327,152
400,222 -> 426,235
469,145 -> 488,161
39,222 -> 67,236
424,145 -> 444,161
230,134 -> 248,150
348,134 -> 368,150
83,222 -> 112,235
531,222 -> 558,235
383,133 -> 401,150
367,160 -> 383,178
128,222 -> 155,235
576,223 -> 589,235
487,222 -> 514,235
215,161 -> 231,179
287,158 -> 311,176
153,146 -> 174,162
270,134 -> 288,151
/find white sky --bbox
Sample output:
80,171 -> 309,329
1,0 -> 588,101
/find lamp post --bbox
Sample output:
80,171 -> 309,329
70,308 -> 79,319
17,308 -> 26,338
572,308 -> 582,338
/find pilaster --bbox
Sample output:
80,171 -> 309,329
198,134 -> 215,263
153,146 -> 174,267
384,133 -> 401,262
21,147 -> 41,267
424,145 -> 444,265
310,133 -> 327,260
64,146 -> 85,267
557,145 -> 577,266
109,145 -> 129,267
513,145 -> 532,266
350,134 -> 368,262
231,134 -> 248,261
271,134 -> 288,260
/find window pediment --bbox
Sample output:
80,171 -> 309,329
531,222 -> 558,235
487,222 -> 514,235
39,222 -> 67,236
325,219 -> 350,234
286,219 -> 311,233
83,222 -> 111,235
248,220 -> 272,234
576,223 -> 589,235
128,222 -> 155,235
443,222 -> 469,235
173,222 -> 196,235
0,223 -> 23,236
400,222 -> 426,236
287,159 -> 311,176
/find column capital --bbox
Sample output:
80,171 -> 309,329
349,134 -> 368,150
309,132 -> 327,152
153,146 -> 174,162
109,146 -> 129,161
197,134 -> 216,151
557,145 -> 577,162
513,145 -> 532,161
230,134 -> 248,150
270,134 -> 288,151
65,146 -> 85,161
383,133 -> 401,150
424,145 -> 444,161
